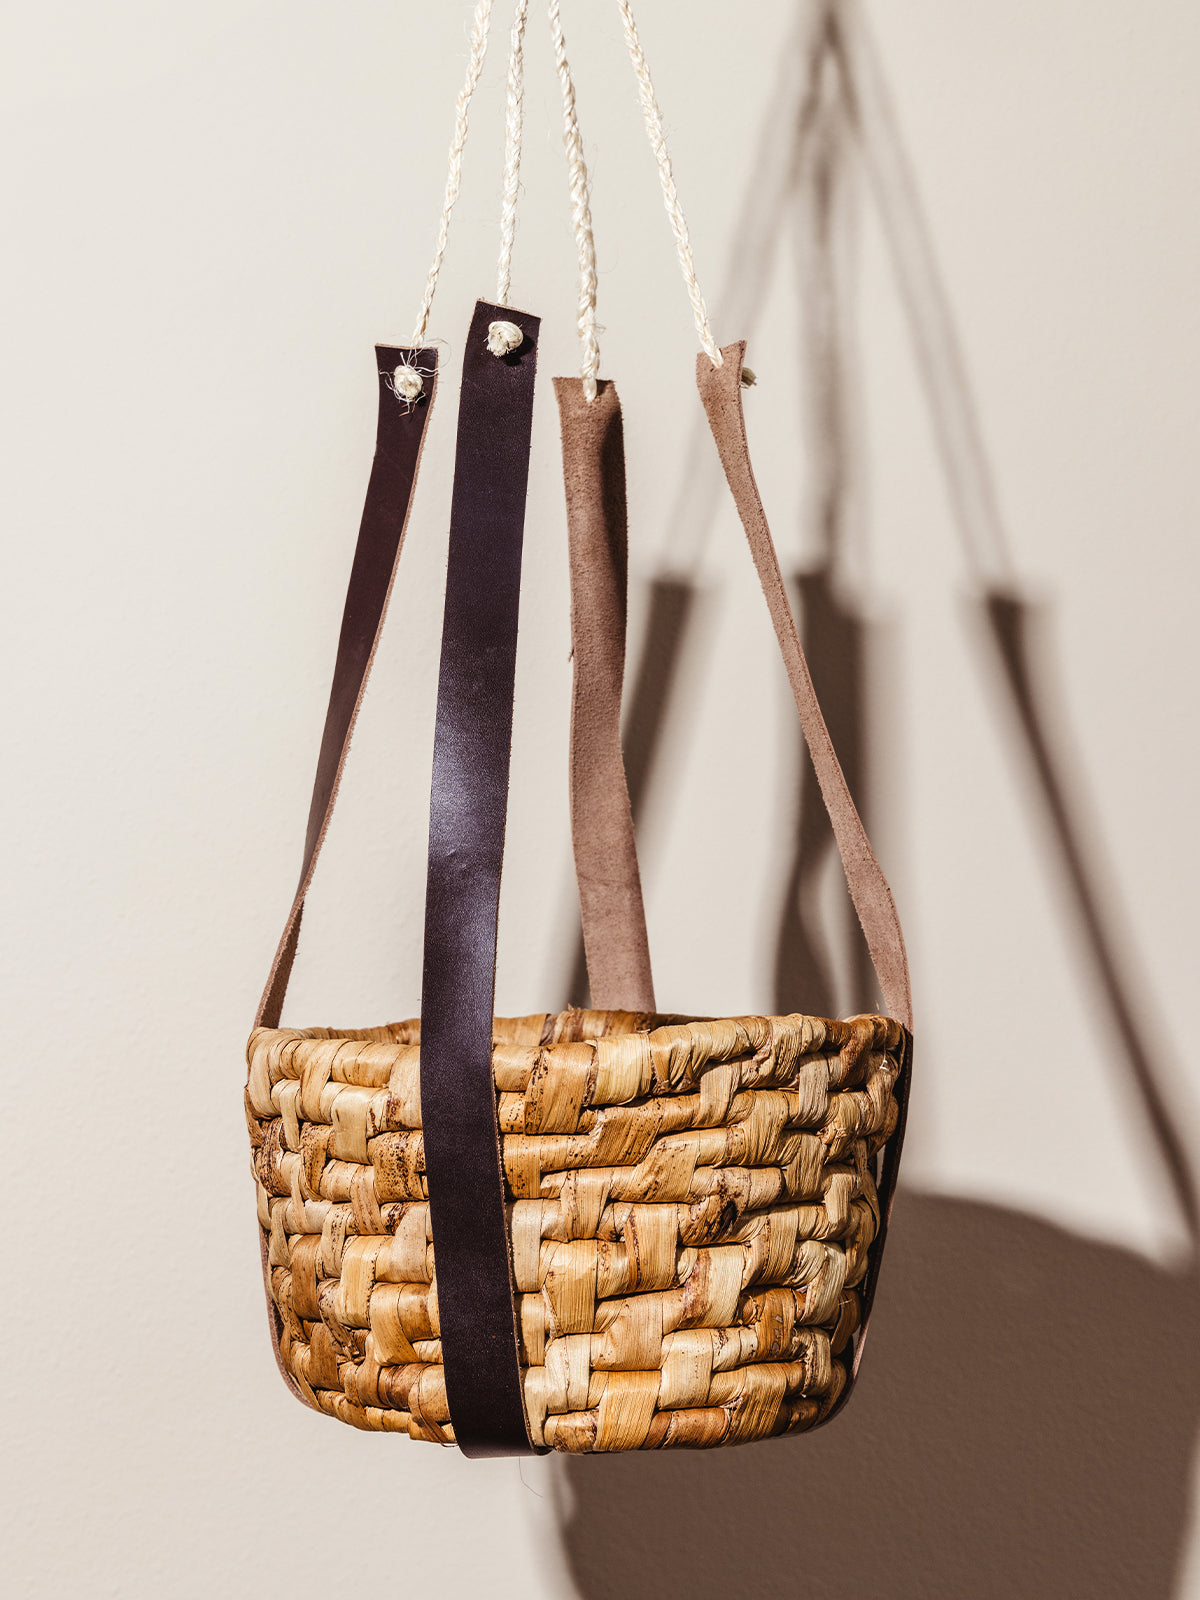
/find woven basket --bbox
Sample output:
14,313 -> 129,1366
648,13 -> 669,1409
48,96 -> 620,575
247,1007 -> 904,1449
245,332 -> 911,1455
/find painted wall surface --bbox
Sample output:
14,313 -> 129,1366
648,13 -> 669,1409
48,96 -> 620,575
4,1 -> 1199,1594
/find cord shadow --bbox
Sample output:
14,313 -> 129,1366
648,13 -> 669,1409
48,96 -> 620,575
774,30 -> 875,1020
774,568 -> 872,1019
974,590 -> 1199,1240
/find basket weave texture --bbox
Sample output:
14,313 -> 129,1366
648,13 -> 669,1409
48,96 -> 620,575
246,1006 -> 903,1451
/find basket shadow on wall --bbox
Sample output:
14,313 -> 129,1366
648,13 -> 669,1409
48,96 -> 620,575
557,4 -> 1200,1595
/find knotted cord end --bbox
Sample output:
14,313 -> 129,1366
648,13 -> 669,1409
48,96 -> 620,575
487,319 -> 525,356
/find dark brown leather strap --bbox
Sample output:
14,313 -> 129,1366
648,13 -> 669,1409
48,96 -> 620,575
255,346 -> 439,1031
254,343 -> 438,1406
420,299 -> 542,1457
554,378 -> 655,1013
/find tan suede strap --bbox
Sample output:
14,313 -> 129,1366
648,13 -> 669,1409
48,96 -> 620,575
554,378 -> 656,1012
698,338 -> 912,1397
697,341 -> 913,1033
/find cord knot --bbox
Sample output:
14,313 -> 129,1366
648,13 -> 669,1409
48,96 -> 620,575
487,319 -> 524,357
392,364 -> 424,402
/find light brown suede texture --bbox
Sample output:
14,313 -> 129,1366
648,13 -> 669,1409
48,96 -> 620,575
697,340 -> 913,1395
554,377 -> 656,1013
697,343 -> 913,1034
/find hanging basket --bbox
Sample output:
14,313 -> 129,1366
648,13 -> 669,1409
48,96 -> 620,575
246,0 -> 911,1456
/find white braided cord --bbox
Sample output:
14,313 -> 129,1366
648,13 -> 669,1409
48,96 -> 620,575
409,0 -> 716,378
548,0 -> 601,400
615,0 -> 722,366
496,0 -> 530,305
411,0 -> 496,346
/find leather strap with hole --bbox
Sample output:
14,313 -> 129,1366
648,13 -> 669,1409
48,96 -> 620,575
697,339 -> 912,1393
697,343 -> 912,1033
554,377 -> 656,1013
253,344 -> 438,1404
255,348 -> 439,1034
419,299 -> 542,1457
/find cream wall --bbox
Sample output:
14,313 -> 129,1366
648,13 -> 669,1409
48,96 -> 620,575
4,1 -> 1199,1595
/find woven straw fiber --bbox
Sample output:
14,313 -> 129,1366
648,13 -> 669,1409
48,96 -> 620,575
245,1007 -> 903,1451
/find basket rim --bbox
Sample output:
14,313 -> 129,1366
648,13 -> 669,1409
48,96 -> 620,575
249,1006 -> 903,1045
